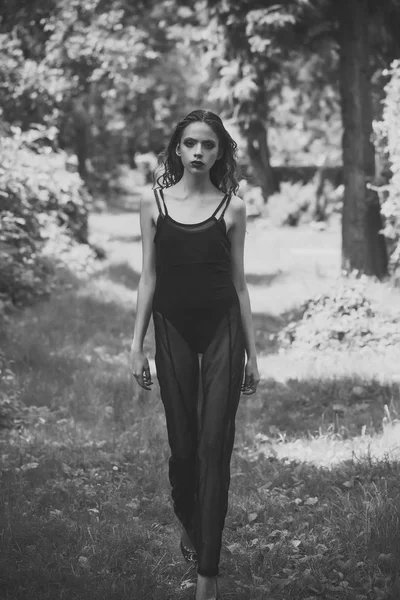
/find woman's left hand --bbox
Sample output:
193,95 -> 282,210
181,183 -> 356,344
241,357 -> 260,395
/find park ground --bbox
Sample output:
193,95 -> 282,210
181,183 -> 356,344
1,199 -> 400,599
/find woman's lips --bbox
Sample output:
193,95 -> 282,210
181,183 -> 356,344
191,161 -> 204,168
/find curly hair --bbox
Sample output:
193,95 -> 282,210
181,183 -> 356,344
155,109 -> 240,195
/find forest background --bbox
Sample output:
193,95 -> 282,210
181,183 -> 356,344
1,1 -> 400,599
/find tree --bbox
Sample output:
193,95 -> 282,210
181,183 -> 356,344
205,2 -> 296,200
205,0 -> 400,278
0,0 -> 210,190
204,1 -> 343,202
336,0 -> 387,278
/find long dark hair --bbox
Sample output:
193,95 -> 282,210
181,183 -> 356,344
155,109 -> 240,194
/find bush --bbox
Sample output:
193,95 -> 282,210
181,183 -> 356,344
0,32 -> 64,130
0,128 -> 94,310
264,179 -> 341,226
263,181 -> 314,226
376,59 -> 400,282
279,276 -> 400,352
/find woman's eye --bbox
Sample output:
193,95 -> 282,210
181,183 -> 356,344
184,140 -> 194,147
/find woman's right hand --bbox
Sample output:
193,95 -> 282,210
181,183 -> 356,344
130,347 -> 153,391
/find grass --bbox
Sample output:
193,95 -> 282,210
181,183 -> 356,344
1,210 -> 400,599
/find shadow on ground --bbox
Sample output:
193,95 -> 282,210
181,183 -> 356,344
252,307 -> 305,355
236,375 -> 400,442
107,233 -> 142,244
245,270 -> 285,286
2,262 -> 151,414
92,261 -> 142,290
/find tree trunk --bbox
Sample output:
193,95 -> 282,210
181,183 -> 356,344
127,136 -> 137,169
361,37 -> 388,278
337,0 -> 388,278
246,118 -> 277,202
72,97 -> 91,180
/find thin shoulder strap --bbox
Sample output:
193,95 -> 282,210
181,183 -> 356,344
211,193 -> 229,219
154,188 -> 168,216
158,188 -> 168,216
214,192 -> 232,220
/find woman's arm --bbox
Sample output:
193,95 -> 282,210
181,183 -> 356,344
130,192 -> 157,389
229,195 -> 260,394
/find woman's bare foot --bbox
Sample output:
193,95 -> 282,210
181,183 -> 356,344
195,574 -> 218,600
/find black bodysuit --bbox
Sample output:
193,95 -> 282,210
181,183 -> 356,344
152,188 -> 245,577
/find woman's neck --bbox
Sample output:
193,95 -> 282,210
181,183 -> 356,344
176,171 -> 216,198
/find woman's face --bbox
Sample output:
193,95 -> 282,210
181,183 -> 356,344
177,122 -> 222,175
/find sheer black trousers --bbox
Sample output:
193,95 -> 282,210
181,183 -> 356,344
153,300 -> 245,577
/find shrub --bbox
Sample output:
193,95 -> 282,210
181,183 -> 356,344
263,181 -> 312,226
278,276 -> 400,352
376,59 -> 400,282
0,32 -> 65,131
264,175 -> 344,227
0,128 -> 94,309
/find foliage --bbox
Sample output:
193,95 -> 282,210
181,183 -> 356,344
265,181 -> 317,226
206,1 -> 298,117
262,179 -> 342,226
0,0 -> 210,190
0,347 -> 23,430
279,277 -> 400,351
376,59 -> 400,282
0,30 -> 65,129
206,1 -> 342,167
205,0 -> 398,173
0,129 -> 94,310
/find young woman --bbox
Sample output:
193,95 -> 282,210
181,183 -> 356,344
130,109 -> 260,600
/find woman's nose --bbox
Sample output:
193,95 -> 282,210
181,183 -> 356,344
194,144 -> 203,156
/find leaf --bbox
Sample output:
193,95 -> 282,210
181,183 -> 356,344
304,497 -> 319,505
345,557 -> 358,571
78,556 -> 90,569
248,512 -> 258,523
249,538 -> 259,546
286,515 -> 295,523
269,529 -> 281,537
62,462 -> 73,475
20,462 -> 39,471
372,588 -> 386,600
180,581 -> 196,590
259,481 -> 273,490
226,542 -> 240,554
378,553 -> 393,568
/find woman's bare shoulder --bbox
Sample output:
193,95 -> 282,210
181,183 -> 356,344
230,194 -> 246,217
141,187 -> 159,213
140,188 -> 158,227
141,187 -> 157,204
